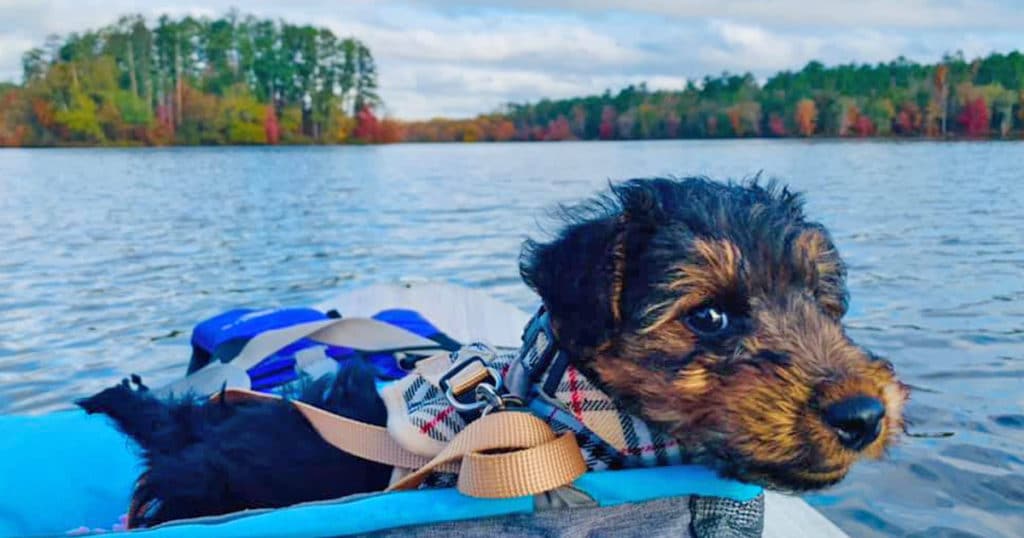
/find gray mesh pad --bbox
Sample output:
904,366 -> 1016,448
364,493 -> 765,538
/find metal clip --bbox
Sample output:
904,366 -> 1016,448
439,354 -> 504,413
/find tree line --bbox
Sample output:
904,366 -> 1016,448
3,15 -> 1023,148
402,51 -> 1024,142
0,11 -> 396,146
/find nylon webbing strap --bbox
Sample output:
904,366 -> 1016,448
229,317 -> 445,371
217,389 -> 586,498
387,411 -> 587,498
218,389 -> 455,472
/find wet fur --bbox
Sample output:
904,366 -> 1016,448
79,176 -> 907,526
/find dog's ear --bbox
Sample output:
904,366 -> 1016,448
520,181 -> 662,352
792,225 -> 848,319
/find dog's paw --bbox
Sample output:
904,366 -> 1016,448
76,374 -> 148,415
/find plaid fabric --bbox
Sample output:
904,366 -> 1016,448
538,361 -> 684,469
380,323 -> 683,471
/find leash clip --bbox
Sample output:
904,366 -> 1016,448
440,354 -> 516,414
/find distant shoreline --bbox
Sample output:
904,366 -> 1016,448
4,136 -> 1021,150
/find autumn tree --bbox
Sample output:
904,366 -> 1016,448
794,98 -> 817,136
264,105 -> 280,144
8,11 -> 381,146
353,105 -> 379,142
546,115 -> 573,141
957,97 -> 990,137
598,105 -> 617,139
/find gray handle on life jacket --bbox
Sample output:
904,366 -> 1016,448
155,362 -> 252,397
229,317 -> 445,371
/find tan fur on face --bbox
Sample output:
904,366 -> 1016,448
792,228 -> 847,318
590,242 -> 907,491
642,238 -> 742,334
609,214 -> 629,325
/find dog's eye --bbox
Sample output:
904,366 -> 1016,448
685,306 -> 729,336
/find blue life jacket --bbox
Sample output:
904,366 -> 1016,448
187,307 -> 460,390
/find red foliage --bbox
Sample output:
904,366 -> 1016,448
852,115 -> 875,137
546,115 -> 572,141
768,114 -> 786,136
354,106 -> 379,141
598,105 -> 616,140
895,110 -> 912,134
894,103 -> 922,135
957,97 -> 990,137
264,106 -> 280,145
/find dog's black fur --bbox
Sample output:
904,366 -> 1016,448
77,362 -> 391,527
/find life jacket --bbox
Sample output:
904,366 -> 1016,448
186,307 -> 461,391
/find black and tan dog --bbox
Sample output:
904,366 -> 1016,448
79,177 -> 908,527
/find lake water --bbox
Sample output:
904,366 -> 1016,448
1,141 -> 1022,537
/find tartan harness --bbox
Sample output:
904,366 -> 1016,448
379,308 -> 685,472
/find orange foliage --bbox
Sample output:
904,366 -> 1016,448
726,107 -> 743,136
492,120 -> 516,141
31,97 -> 56,129
377,118 -> 404,143
934,65 -> 948,92
794,98 -> 817,136
0,90 -> 28,146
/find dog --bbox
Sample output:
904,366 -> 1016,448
79,177 -> 908,528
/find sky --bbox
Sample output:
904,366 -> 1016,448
1,0 -> 1023,119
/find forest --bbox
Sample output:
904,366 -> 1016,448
404,52 -> 1024,142
1,11 -> 1023,146
0,12 -> 397,146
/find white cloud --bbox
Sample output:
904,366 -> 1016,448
697,21 -> 916,75
337,18 -> 645,67
0,36 -> 33,82
423,0 -> 1024,30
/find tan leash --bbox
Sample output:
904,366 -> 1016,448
217,388 -> 587,498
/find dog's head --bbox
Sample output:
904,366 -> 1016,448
520,177 -> 908,491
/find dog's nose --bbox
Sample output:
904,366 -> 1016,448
823,396 -> 885,451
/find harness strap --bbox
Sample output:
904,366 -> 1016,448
229,317 -> 446,370
217,389 -> 586,499
387,411 -> 587,498
219,389 -> 447,470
